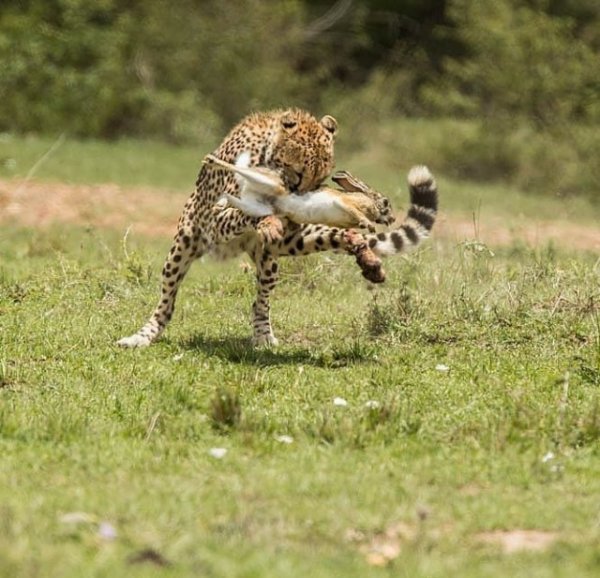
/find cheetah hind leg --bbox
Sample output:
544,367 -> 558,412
250,248 -> 280,347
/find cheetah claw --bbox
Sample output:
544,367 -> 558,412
257,215 -> 285,244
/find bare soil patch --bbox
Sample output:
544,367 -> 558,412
476,529 -> 560,553
1,178 -> 599,251
0,178 -> 185,238
436,213 -> 600,253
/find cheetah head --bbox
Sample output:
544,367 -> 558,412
266,109 -> 337,193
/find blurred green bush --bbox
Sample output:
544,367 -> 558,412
0,0 -> 598,199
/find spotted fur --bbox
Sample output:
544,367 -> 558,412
117,109 -> 437,348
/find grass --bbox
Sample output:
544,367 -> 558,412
0,132 -> 211,191
1,133 -> 600,576
1,221 -> 599,577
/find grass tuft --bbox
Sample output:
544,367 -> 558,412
210,386 -> 242,432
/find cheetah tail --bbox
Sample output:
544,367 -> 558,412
366,165 -> 438,257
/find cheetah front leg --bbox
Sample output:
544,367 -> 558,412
117,217 -> 206,348
275,224 -> 385,283
250,247 -> 280,347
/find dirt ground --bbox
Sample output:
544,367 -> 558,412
1,178 -> 599,252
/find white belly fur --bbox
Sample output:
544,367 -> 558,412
278,192 -> 349,225
224,193 -> 274,217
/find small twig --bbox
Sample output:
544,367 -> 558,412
14,133 -> 66,198
555,371 -> 570,447
592,308 -> 600,368
471,198 -> 482,241
549,295 -> 564,317
122,225 -> 133,261
304,0 -> 353,39
145,411 -> 161,441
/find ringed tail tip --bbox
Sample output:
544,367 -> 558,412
408,165 -> 435,190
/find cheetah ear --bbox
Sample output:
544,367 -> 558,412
320,115 -> 337,135
281,111 -> 298,130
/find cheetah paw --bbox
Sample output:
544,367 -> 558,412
353,243 -> 385,283
212,196 -> 229,213
117,334 -> 152,348
251,333 -> 279,348
343,230 -> 386,284
256,215 -> 285,244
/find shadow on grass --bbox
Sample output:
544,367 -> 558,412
180,333 -> 378,367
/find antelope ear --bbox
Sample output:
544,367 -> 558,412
320,115 -> 337,135
332,170 -> 363,192
281,111 -> 298,130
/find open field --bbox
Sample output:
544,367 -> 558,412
1,134 -> 599,577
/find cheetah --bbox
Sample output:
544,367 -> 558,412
203,152 -> 396,232
117,108 -> 438,348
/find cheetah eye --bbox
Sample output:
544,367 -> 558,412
282,120 -> 297,129
383,199 -> 389,207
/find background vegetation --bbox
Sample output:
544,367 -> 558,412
1,0 -> 599,198
1,2 -> 600,576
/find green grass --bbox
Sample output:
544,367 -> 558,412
1,132 -> 599,576
1,219 -> 599,577
0,133 -> 212,191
